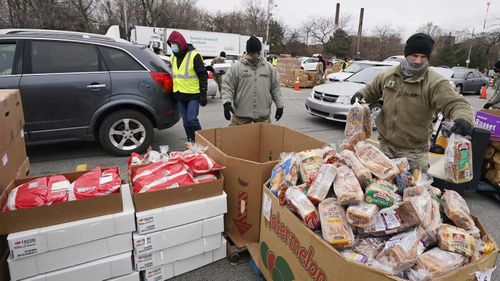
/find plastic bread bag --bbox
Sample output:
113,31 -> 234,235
341,250 -> 369,264
365,181 -> 400,208
403,185 -> 432,226
346,202 -> 379,228
340,131 -> 367,152
392,158 -> 410,174
279,183 -> 307,206
269,153 -> 299,196
357,201 -> 420,237
339,149 -> 372,187
444,133 -> 473,183
441,189 -> 476,231
285,186 -> 320,230
375,227 -> 425,273
345,100 -> 372,139
298,149 -> 323,184
411,247 -> 468,279
318,197 -> 355,248
333,165 -> 364,205
322,145 -> 341,165
307,164 -> 336,204
437,224 -> 475,257
352,238 -> 386,260
355,141 -> 399,181
418,199 -> 442,248
143,146 -> 162,164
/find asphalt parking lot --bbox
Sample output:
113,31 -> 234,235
27,86 -> 499,280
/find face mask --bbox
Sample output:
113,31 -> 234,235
400,58 -> 428,77
246,53 -> 261,66
171,43 -> 179,53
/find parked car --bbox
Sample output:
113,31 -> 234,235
450,67 -> 489,94
383,55 -> 405,63
326,60 -> 399,82
301,57 -> 320,71
0,29 -> 180,156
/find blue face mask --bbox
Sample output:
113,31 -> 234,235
171,43 -> 179,53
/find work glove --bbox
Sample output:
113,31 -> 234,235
450,118 -> 473,136
275,107 -> 284,121
199,91 -> 207,107
483,103 -> 491,109
223,102 -> 234,121
350,92 -> 364,105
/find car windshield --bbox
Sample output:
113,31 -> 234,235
346,67 -> 387,84
343,62 -> 372,73
452,69 -> 468,79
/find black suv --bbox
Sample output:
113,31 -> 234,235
0,29 -> 179,156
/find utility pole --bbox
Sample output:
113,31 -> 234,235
483,1 -> 491,30
265,0 -> 274,45
355,8 -> 364,59
334,3 -> 340,30
466,28 -> 474,68
123,0 -> 128,40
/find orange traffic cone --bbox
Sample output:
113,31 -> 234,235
480,85 -> 488,99
295,76 -> 300,91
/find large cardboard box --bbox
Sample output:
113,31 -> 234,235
257,187 -> 499,281
0,135 -> 26,191
20,252 -> 133,281
15,157 -> 30,180
196,123 -> 325,247
0,89 -> 24,153
0,168 -> 124,235
8,232 -> 132,280
7,184 -> 135,260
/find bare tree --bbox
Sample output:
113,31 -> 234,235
371,23 -> 403,60
416,22 -> 442,39
240,0 -> 266,36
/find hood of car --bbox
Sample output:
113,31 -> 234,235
313,81 -> 366,97
327,71 -> 354,81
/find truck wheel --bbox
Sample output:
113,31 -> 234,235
98,109 -> 153,156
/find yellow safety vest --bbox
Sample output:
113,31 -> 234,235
272,57 -> 277,66
171,50 -> 201,94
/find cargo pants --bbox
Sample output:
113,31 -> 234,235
229,115 -> 271,126
380,141 -> 429,173
214,74 -> 223,98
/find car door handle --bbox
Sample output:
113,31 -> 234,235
86,83 -> 106,89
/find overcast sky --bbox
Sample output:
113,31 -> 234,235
196,0 -> 500,39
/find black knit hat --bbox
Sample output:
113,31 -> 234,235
404,33 -> 435,58
246,36 -> 262,53
495,60 -> 500,70
220,51 -> 226,57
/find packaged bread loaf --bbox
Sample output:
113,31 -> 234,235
403,185 -> 432,226
375,228 -> 425,272
419,199 -> 442,247
346,202 -> 379,227
352,238 -> 385,260
438,224 -> 475,257
345,100 -> 372,139
442,190 -> 476,231
444,133 -> 473,183
307,164 -> 336,204
285,186 -> 320,230
412,247 -> 468,278
341,250 -> 369,264
392,158 -> 410,174
339,149 -> 372,187
357,201 -> 420,237
298,149 -> 323,184
319,198 -> 355,248
355,142 -> 399,180
365,181 -> 400,208
333,165 -> 364,205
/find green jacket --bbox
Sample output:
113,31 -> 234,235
488,73 -> 500,108
222,56 -> 283,119
359,65 -> 474,149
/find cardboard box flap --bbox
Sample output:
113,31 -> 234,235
283,127 -> 325,152
214,124 -> 262,162
260,124 -> 285,162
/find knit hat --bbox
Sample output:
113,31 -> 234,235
220,51 -> 226,58
246,36 -> 262,53
495,60 -> 500,71
404,33 -> 434,58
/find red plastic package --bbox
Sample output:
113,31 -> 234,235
132,161 -> 179,182
285,186 -> 320,230
134,168 -> 195,193
180,153 -> 224,176
45,175 -> 71,205
128,152 -> 144,170
71,167 -> 121,200
194,173 -> 218,184
5,177 -> 48,211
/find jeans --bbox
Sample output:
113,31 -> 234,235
177,100 -> 201,142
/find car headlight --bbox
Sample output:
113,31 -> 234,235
337,95 -> 351,105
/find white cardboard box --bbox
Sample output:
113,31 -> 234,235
8,184 -> 135,260
21,252 -> 133,281
107,271 -> 140,281
134,233 -> 222,271
8,233 -> 132,280
143,237 -> 227,281
135,192 -> 227,234
133,215 -> 224,255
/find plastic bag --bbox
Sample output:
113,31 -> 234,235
322,145 -> 340,165
269,153 -> 297,196
134,168 -> 195,193
307,164 -> 336,204
339,149 -> 372,187
132,161 -> 179,183
5,177 -> 48,211
194,173 -> 218,184
357,201 -> 420,237
285,186 -> 320,230
403,185 -> 432,226
392,158 -> 410,174
319,198 -> 355,248
365,181 -> 400,208
345,101 -> 372,140
355,142 -> 399,180
352,238 -> 385,260
442,190 -> 476,231
333,165 -> 363,205
180,153 -> 224,176
346,202 -> 379,228
375,228 -> 424,272
438,224 -> 475,257
298,149 -> 323,184
71,167 -> 121,200
341,250 -> 369,264
341,131 -> 367,152
45,175 -> 71,205
444,133 -> 473,183
412,247 -> 468,279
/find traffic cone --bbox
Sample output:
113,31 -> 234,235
295,76 -> 300,91
480,85 -> 488,99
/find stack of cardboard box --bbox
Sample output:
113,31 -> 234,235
276,58 -> 317,88
128,168 -> 228,281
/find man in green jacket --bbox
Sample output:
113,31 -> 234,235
222,36 -> 284,126
351,33 -> 474,171
484,60 -> 500,109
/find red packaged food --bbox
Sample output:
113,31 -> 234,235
132,161 -> 179,182
285,186 -> 320,230
45,175 -> 71,205
128,152 -> 144,170
134,168 -> 195,193
194,173 -> 218,184
180,153 -> 224,176
5,177 -> 48,211
71,167 -> 121,200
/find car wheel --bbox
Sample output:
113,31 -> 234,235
456,84 -> 463,94
370,102 -> 382,131
98,109 -> 153,156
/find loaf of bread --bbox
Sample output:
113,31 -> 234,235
307,164 -> 336,204
298,149 -> 323,184
375,228 -> 424,272
285,186 -> 320,230
333,165 -> 364,205
319,198 -> 355,248
438,224 -> 475,257
403,185 -> 432,226
357,201 -> 420,237
346,202 -> 379,227
365,181 -> 400,208
392,158 -> 410,174
345,101 -> 372,139
413,247 -> 468,278
442,190 -> 476,231
355,142 -> 399,180
352,237 -> 385,260
339,149 -> 372,187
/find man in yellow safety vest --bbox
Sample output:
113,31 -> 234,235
167,31 -> 208,143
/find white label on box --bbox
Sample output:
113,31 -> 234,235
475,267 -> 496,281
99,174 -> 113,185
137,216 -> 156,232
10,237 -> 39,258
2,153 -> 7,166
144,266 -> 164,281
134,236 -> 153,255
263,193 -> 272,221
135,253 -> 154,271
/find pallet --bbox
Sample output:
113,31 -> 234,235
224,233 -> 250,265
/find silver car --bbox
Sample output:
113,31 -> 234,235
450,67 -> 489,94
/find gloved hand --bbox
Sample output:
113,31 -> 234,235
484,103 -> 491,109
275,107 -> 284,121
350,92 -> 364,105
450,118 -> 473,136
223,102 -> 234,121
199,91 -> 207,107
